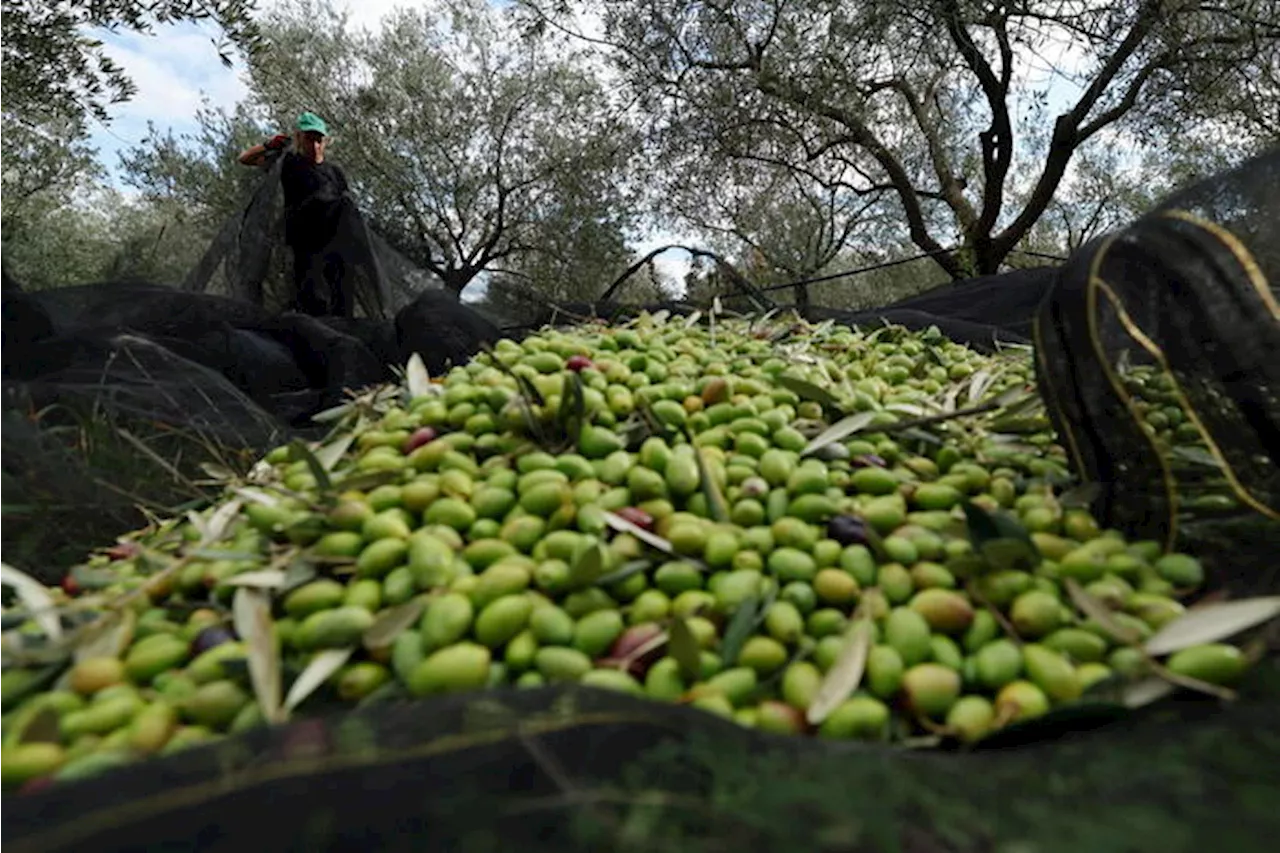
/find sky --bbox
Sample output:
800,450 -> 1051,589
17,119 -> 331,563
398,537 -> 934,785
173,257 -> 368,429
84,1 -> 1094,295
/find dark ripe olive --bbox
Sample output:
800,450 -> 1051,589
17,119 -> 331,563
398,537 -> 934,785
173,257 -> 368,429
566,355 -> 594,372
190,625 -> 237,657
851,454 -> 888,469
827,515 -> 871,547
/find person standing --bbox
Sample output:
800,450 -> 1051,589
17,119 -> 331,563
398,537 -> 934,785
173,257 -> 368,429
238,111 -> 353,317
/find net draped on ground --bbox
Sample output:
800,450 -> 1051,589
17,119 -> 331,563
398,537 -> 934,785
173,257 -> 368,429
2,150 -> 1278,851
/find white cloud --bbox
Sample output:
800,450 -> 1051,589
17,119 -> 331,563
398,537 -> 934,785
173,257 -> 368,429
97,26 -> 250,127
84,2 -> 438,181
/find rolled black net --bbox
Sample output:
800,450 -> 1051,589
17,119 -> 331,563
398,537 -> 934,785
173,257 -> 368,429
1034,149 -> 1280,593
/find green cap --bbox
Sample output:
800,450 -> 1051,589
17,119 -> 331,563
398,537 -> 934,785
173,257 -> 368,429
296,111 -> 328,136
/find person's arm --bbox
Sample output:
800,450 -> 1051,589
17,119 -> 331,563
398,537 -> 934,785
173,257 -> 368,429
238,134 -> 292,167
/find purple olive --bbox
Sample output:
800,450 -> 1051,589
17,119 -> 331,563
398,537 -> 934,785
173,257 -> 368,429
827,514 -> 872,546
602,623 -> 666,677
616,507 -> 655,531
851,454 -> 888,469
190,625 -> 237,656
402,427 -> 438,454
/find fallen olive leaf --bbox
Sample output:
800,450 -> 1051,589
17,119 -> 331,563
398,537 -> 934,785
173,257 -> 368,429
233,587 -> 284,724
285,648 -> 354,714
405,352 -> 432,399
1144,596 -> 1280,657
1064,579 -> 1143,645
1,563 -> 63,643
603,511 -> 676,556
807,616 -> 874,725
668,617 -> 701,682
801,412 -> 878,457
719,596 -> 761,667
363,599 -> 427,650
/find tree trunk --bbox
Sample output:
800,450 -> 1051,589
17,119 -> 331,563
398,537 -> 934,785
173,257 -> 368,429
439,270 -> 470,300
793,282 -> 810,314
2,257 -> 23,292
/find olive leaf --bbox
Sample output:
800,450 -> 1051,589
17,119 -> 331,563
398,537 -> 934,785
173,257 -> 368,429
992,385 -> 1043,416
311,402 -> 354,423
992,383 -> 1036,409
233,587 -> 284,724
73,610 -> 136,662
1058,482 -> 1103,509
199,463 -> 237,483
405,352 -> 432,399
603,511 -> 675,556
901,427 -> 944,447
668,617 -> 701,682
1144,597 -> 1280,657
223,570 -> 289,590
16,706 -> 62,745
719,596 -> 761,667
1,562 -> 63,642
1063,579 -> 1143,645
961,502 -> 1040,572
1169,446 -> 1220,468
313,433 -> 356,474
776,374 -> 843,412
0,662 -> 63,706
281,560 -> 317,594
596,559 -> 654,588
940,384 -> 964,414
690,442 -> 731,523
288,440 -> 333,493
806,615 -> 874,725
558,370 -> 587,449
363,599 -> 427,651
1118,676 -> 1177,709
967,370 -> 997,405
483,344 -> 545,406
284,647 -> 354,714
234,487 -> 283,508
801,411 -> 878,457
569,543 -> 607,588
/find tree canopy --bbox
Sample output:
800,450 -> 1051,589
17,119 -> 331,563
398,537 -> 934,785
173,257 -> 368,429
3,0 -> 1277,301
236,0 -> 642,299
519,0 -> 1280,278
1,0 -> 261,125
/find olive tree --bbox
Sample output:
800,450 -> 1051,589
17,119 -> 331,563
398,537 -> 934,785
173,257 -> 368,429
520,0 -> 1280,279
1,0 -> 260,125
243,0 -> 642,300
1,0 -> 263,288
